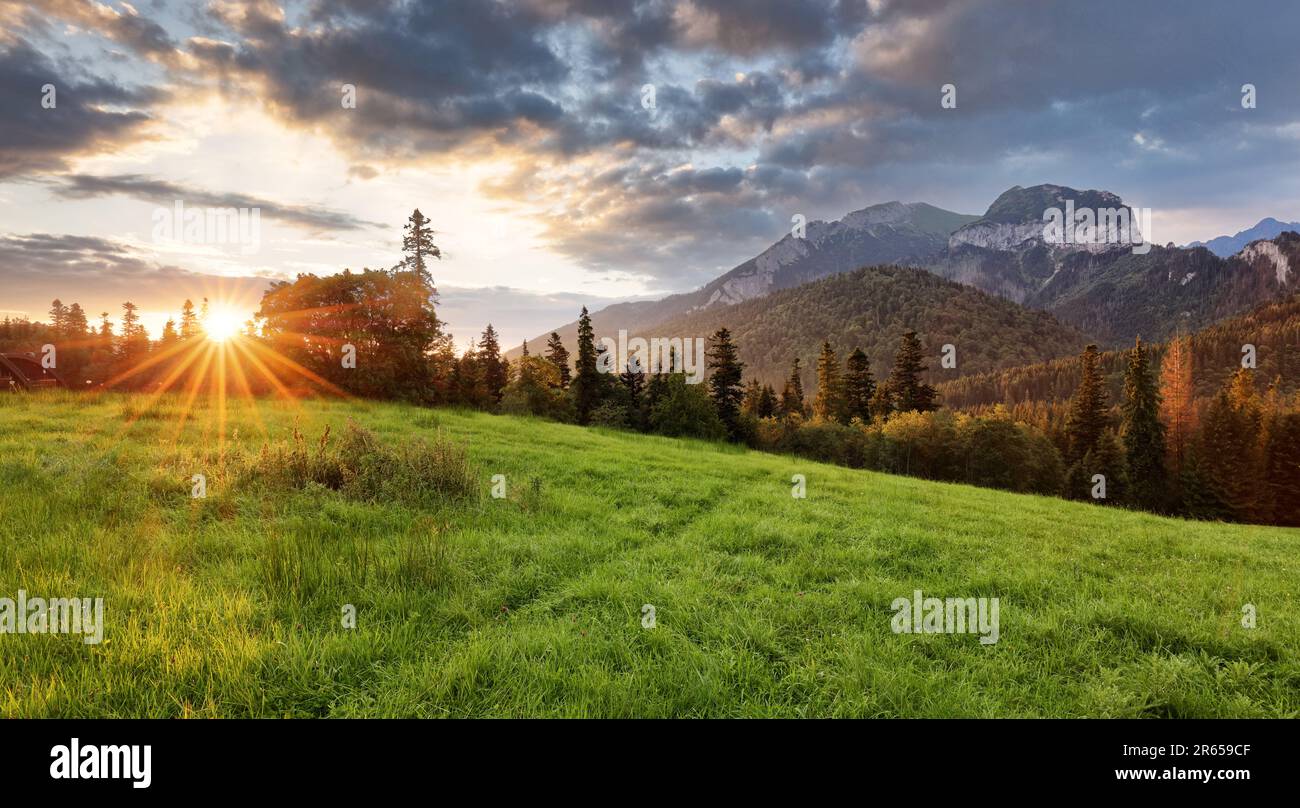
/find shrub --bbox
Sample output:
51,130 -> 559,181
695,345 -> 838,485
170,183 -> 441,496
244,421 -> 479,507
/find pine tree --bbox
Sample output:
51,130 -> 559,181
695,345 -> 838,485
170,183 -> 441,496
706,327 -> 745,440
1158,334 -> 1195,474
843,347 -> 875,423
160,319 -> 179,345
1264,411 -> 1300,526
812,341 -> 844,423
1120,337 -> 1168,511
545,332 -> 571,388
780,357 -> 805,418
571,307 -> 602,424
619,356 -> 647,430
400,208 -> 441,285
180,299 -> 200,339
1066,344 -> 1108,463
48,299 -> 68,336
119,302 -> 149,361
1195,371 -> 1263,521
478,324 -> 507,405
741,378 -> 763,417
757,384 -> 777,419
66,303 -> 88,338
888,331 -> 937,413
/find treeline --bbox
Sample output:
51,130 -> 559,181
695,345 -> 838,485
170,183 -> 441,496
939,293 -> 1300,410
491,309 -> 1299,526
7,210 -> 1296,527
0,299 -> 189,387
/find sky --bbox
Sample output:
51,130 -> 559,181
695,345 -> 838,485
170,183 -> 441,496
3,0 -> 1300,350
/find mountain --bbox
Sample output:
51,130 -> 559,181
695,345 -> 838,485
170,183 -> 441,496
619,264 -> 1088,389
510,201 -> 977,359
920,185 -> 1298,345
1188,217 -> 1300,257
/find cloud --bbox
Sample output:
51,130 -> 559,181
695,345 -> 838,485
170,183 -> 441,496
53,174 -> 385,232
0,232 -> 272,324
7,0 -> 1300,293
0,37 -> 160,179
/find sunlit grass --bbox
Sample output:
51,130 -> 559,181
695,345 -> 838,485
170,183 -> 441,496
0,391 -> 1296,717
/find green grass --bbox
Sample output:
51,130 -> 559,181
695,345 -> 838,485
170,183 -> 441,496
1,391 -> 1297,717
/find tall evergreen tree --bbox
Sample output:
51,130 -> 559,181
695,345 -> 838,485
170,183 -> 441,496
706,327 -> 745,440
545,331 -> 571,388
66,303 -> 89,338
780,357 -> 805,418
1195,372 -> 1263,521
1158,334 -> 1196,474
1120,337 -> 1168,510
812,341 -> 844,423
757,384 -> 778,419
571,307 -> 602,424
741,378 -> 763,417
179,299 -> 200,339
400,208 -> 441,285
843,347 -> 875,423
119,302 -> 149,361
887,331 -> 937,413
48,299 -> 68,336
478,323 -> 508,405
1065,344 -> 1108,463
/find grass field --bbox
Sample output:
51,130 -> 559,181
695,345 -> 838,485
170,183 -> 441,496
1,391 -> 1297,717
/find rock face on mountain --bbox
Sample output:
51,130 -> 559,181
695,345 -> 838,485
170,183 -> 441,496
513,201 -> 976,359
1188,217 -> 1300,257
920,185 -> 1296,345
700,202 -> 975,308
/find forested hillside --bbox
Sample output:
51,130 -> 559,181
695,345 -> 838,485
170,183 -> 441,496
938,292 -> 1300,411
644,265 -> 1089,389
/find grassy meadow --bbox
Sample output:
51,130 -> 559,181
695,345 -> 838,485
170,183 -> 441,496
1,390 -> 1297,717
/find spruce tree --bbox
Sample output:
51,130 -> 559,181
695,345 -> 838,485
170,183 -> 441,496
1120,337 -> 1168,511
706,327 -> 745,440
478,324 -> 507,405
545,331 -> 571,388
888,331 -> 936,413
741,378 -> 763,417
780,357 -> 805,418
48,299 -> 67,336
179,299 -> 200,339
1065,344 -> 1108,463
400,208 -> 441,285
757,384 -> 777,419
1158,334 -> 1195,474
812,341 -> 844,423
571,307 -> 601,424
843,347 -> 875,423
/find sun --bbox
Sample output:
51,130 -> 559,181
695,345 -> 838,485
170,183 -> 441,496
204,308 -> 243,342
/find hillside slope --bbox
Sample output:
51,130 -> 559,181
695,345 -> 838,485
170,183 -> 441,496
641,265 -> 1088,387
938,293 -> 1300,410
2,393 -> 1296,717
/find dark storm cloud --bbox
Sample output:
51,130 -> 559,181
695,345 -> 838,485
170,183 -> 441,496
9,0 -> 1300,288
53,174 -> 385,232
0,37 -> 159,179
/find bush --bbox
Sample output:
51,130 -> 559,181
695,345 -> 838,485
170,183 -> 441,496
244,421 -> 479,506
649,375 -> 726,440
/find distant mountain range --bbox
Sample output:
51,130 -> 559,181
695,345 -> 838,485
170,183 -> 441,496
517,184 -> 1298,379
1188,217 -> 1300,257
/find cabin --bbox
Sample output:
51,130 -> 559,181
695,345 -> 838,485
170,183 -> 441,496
0,353 -> 66,391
